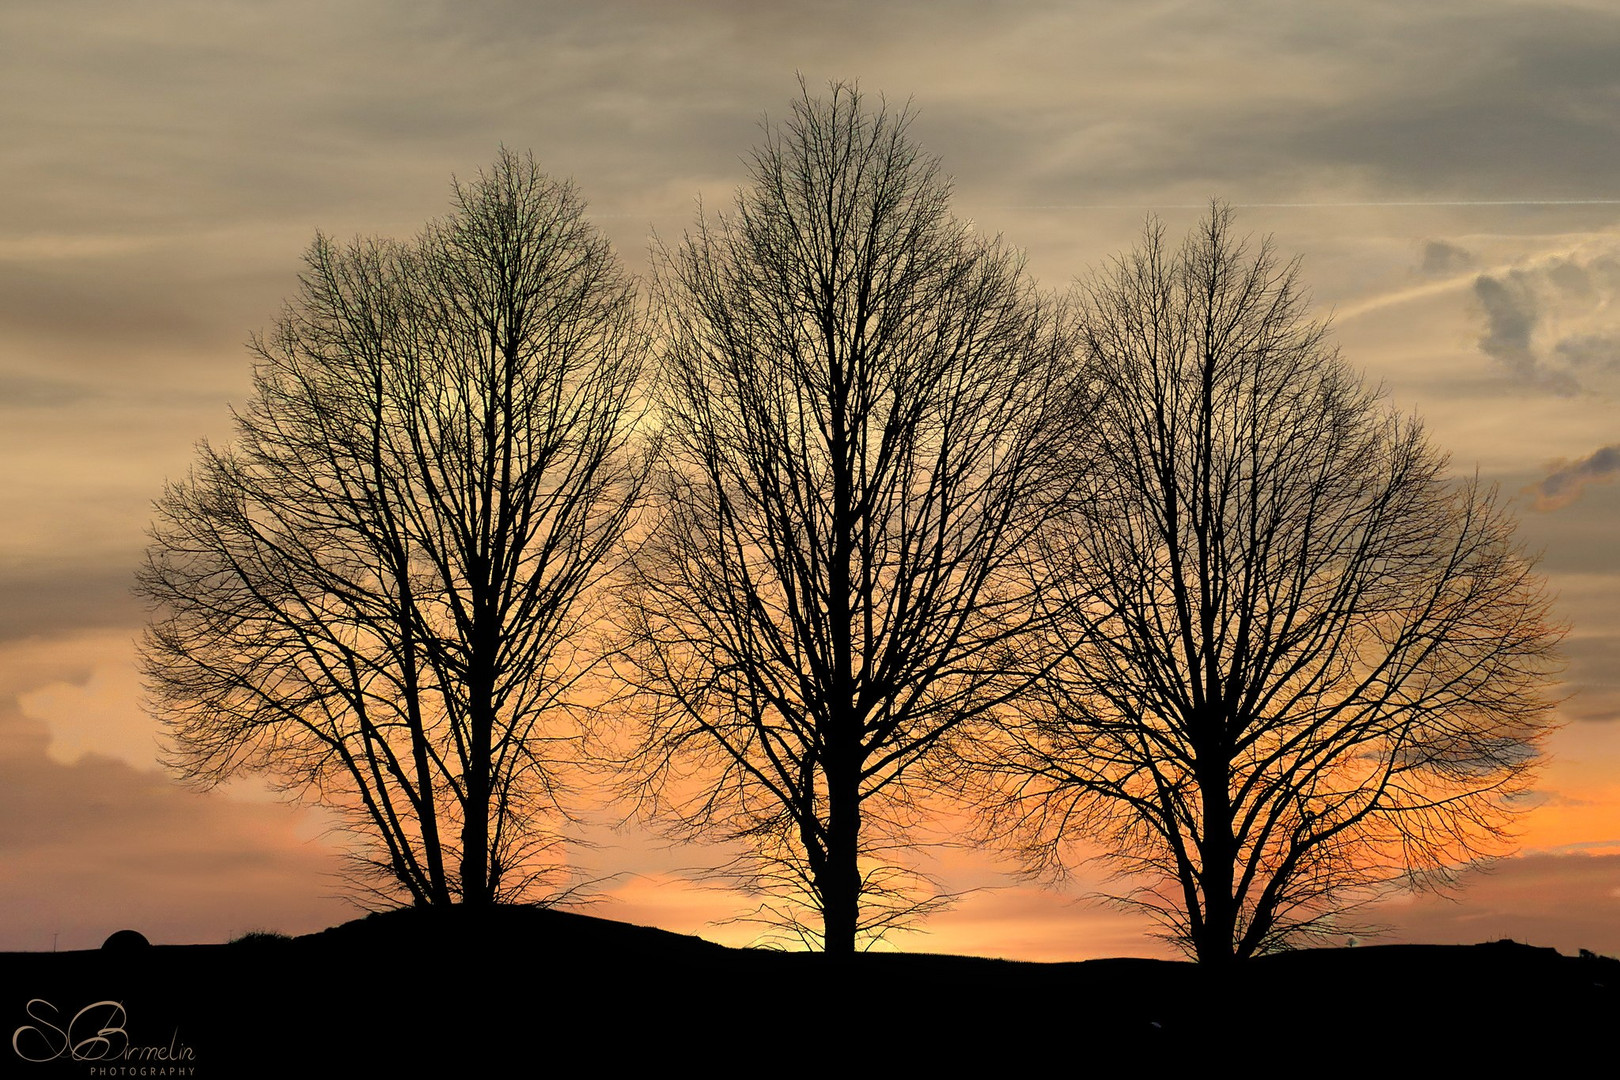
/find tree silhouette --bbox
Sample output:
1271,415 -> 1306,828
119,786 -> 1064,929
138,149 -> 646,907
617,82 -> 1075,952
986,206 -> 1563,963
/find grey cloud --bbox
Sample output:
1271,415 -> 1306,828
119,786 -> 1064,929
0,277 -> 189,345
1273,7 -> 1620,198
1511,475 -> 1620,575
1553,332 -> 1620,373
8,0 -> 1620,260
1473,271 -> 1579,394
1421,240 -> 1475,276
0,372 -> 98,409
1,0 -> 787,243
0,563 -> 144,643
1559,632 -> 1620,723
0,244 -> 304,400
1475,273 -> 1533,357
986,3 -> 1620,221
1526,444 -> 1620,512
1546,260 -> 1595,300
1473,250 -> 1620,395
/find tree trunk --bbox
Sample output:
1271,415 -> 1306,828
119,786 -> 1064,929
461,696 -> 492,907
820,753 -> 862,955
1195,754 -> 1238,966
461,562 -> 497,907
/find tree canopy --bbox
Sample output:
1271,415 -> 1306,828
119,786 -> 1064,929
984,206 -> 1562,961
618,82 -> 1075,951
139,149 -> 647,907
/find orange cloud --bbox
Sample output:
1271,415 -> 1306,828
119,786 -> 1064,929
1525,444 -> 1620,511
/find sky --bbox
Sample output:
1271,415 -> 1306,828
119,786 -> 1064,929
2,0 -> 1617,959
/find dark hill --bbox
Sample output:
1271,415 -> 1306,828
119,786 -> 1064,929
3,906 -> 1613,1074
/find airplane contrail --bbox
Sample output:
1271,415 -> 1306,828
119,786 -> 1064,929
1333,274 -> 1478,321
998,199 -> 1620,210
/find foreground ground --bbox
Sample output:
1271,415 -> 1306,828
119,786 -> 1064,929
2,905 -> 1613,1074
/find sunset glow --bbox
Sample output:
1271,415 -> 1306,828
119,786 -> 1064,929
2,0 -> 1616,961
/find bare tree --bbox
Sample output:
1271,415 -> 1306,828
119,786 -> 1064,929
616,82 -> 1075,953
987,205 -> 1562,963
138,149 -> 647,908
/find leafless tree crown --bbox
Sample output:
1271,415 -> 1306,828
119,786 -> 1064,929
989,205 -> 1562,962
138,149 -> 647,908
617,82 -> 1077,952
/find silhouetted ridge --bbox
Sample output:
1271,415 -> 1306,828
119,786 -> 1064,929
301,902 -> 729,959
4,918 -> 1614,1074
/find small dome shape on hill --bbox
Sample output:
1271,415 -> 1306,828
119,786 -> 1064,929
101,929 -> 150,951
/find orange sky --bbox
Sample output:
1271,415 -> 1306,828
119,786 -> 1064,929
1,0 -> 1617,960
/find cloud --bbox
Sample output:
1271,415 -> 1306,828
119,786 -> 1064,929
0,634 -> 353,949
1472,248 -> 1620,394
6,0 -> 1620,251
1474,271 -> 1557,389
1525,444 -> 1620,511
1368,853 -> 1620,957
1560,633 -> 1620,724
1253,5 -> 1620,202
937,1 -> 1620,217
1553,330 -> 1620,373
1420,240 -> 1476,276
18,657 -> 161,770
0,746 -> 353,949
0,372 -> 98,409
0,563 -> 144,644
